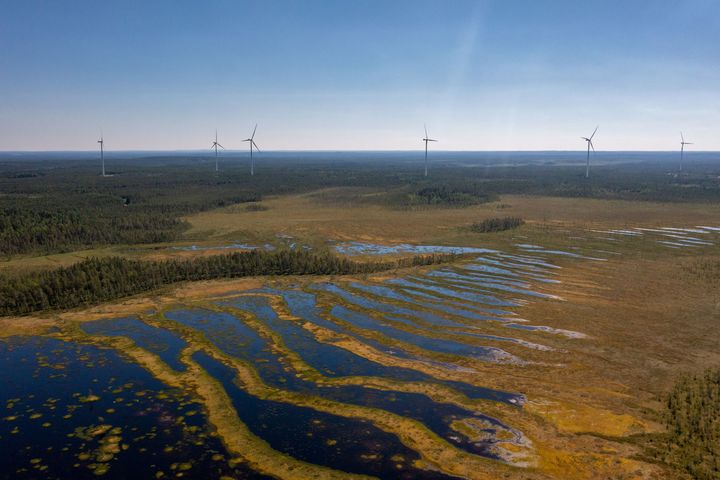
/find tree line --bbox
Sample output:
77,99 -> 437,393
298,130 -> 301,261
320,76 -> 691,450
0,250 -> 456,316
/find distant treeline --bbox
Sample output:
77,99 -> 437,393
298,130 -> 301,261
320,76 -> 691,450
644,369 -> 720,480
2,157 -> 720,256
0,207 -> 188,256
0,169 -> 261,256
470,216 -> 524,233
405,185 -> 495,207
0,250 -> 456,316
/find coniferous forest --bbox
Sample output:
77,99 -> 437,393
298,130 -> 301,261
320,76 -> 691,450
0,250 -> 456,316
643,369 -> 720,480
3,155 -> 720,256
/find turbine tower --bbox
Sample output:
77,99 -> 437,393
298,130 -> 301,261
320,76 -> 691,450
680,132 -> 693,172
97,133 -> 105,177
210,130 -> 224,172
243,124 -> 260,176
422,125 -> 438,177
581,126 -> 598,179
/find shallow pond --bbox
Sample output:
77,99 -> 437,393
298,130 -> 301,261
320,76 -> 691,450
194,351 -> 462,479
421,271 -> 558,299
81,317 -> 187,372
324,282 -> 481,328
220,295 -> 524,455
334,242 -> 497,256
164,308 -> 307,390
347,282 -> 501,323
273,288 -> 524,404
0,336 -> 267,479
331,305 -> 520,364
386,278 -> 519,307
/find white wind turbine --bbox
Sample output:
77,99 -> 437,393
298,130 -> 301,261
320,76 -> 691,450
680,132 -> 693,172
243,124 -> 260,176
210,130 -> 224,172
581,126 -> 598,178
97,133 -> 106,177
422,125 -> 438,177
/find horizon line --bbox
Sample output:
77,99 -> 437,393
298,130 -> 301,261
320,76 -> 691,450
1,149 -> 718,154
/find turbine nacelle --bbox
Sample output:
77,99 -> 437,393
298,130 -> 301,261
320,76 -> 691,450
243,138 -> 260,151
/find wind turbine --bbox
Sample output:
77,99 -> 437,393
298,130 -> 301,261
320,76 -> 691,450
680,132 -> 693,172
422,125 -> 438,177
97,133 -> 105,177
210,130 -> 224,172
581,126 -> 598,179
243,124 -> 260,176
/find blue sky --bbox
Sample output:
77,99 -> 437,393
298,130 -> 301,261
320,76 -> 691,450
1,0 -> 718,151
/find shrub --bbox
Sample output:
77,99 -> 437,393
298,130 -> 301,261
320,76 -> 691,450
469,216 -> 524,233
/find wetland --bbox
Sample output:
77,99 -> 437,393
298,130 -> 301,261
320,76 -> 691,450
2,157 -> 720,479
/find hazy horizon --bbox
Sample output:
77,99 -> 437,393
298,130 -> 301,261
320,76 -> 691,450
1,148 -> 719,153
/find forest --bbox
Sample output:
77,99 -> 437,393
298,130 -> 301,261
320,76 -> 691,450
640,369 -> 720,480
2,154 -> 720,257
0,249 -> 456,316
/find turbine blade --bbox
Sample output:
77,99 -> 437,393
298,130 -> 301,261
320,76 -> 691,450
590,125 -> 598,140
252,140 -> 260,152
218,144 -> 225,149
590,141 -> 595,152
424,124 -> 428,138
251,124 -> 257,140
680,131 -> 684,143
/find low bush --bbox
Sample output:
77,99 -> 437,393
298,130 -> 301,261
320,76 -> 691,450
469,216 -> 524,233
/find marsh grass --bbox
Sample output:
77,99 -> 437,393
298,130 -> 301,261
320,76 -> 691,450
683,258 -> 720,284
243,203 -> 270,212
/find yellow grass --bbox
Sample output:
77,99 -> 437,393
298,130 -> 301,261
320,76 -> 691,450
183,192 -> 720,247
